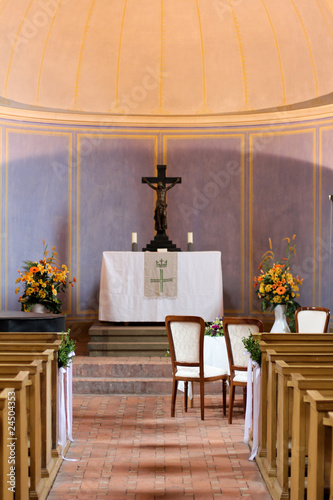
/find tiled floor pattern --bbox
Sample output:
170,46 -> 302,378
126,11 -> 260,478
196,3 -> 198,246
48,394 -> 271,500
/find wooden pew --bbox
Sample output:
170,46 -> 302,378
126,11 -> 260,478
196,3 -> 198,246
258,337 -> 333,461
0,351 -> 54,479
255,349 -> 333,499
306,389 -> 333,500
289,372 -> 333,500
0,332 -> 63,342
0,341 -> 61,459
323,411 -> 333,499
0,362 -> 43,499
0,388 -> 14,500
264,349 -> 333,475
0,371 -> 31,500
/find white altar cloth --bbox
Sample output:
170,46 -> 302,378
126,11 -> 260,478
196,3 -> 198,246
99,251 -> 223,322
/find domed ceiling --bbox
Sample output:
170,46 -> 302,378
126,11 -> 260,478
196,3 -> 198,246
1,0 -> 333,116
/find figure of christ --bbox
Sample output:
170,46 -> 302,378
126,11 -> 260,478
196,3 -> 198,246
142,178 -> 181,232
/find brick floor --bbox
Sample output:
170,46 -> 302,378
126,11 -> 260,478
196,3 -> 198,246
48,394 -> 271,499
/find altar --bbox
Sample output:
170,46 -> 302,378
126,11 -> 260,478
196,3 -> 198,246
99,251 -> 223,322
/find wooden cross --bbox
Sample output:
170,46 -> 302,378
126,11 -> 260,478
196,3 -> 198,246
142,164 -> 182,188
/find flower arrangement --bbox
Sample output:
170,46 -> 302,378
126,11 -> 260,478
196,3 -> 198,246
242,332 -> 261,366
58,329 -> 77,368
15,240 -> 76,314
205,315 -> 224,336
254,235 -> 303,332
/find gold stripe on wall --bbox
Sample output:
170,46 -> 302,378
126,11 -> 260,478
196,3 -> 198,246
249,128 -> 317,314
5,129 -> 73,311
73,0 -> 96,109
289,0 -> 319,96
0,127 -> 2,308
115,0 -> 128,109
318,125 -> 333,306
76,133 -> 158,315
4,0 -> 35,97
36,0 -> 63,104
260,0 -> 286,105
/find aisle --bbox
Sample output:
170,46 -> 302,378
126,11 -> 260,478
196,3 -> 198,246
48,394 -> 271,500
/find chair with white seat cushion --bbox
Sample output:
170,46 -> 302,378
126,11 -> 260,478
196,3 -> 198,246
223,317 -> 264,424
295,306 -> 330,333
165,315 -> 228,420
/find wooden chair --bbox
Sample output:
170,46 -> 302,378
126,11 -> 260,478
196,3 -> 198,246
295,306 -> 330,333
165,315 -> 228,420
223,317 -> 264,424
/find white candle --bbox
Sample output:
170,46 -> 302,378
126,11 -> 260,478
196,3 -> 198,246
187,232 -> 193,244
132,232 -> 137,244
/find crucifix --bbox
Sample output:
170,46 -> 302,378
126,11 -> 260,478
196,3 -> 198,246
142,165 -> 181,234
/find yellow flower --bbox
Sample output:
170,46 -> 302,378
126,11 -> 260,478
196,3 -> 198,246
273,295 -> 282,303
15,286 -> 20,295
26,287 -> 34,296
265,285 -> 272,292
52,288 -> 57,296
259,283 -> 265,294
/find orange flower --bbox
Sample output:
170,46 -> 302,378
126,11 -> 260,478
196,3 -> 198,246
276,286 -> 286,295
30,266 -> 39,273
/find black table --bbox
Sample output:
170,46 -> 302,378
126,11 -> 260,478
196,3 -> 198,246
0,310 -> 66,332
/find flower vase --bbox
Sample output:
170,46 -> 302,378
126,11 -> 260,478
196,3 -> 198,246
271,304 -> 290,333
31,303 -> 48,314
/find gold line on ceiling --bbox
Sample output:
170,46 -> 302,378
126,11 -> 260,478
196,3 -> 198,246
260,0 -> 286,105
73,0 -> 97,108
289,0 -> 319,97
0,0 -> 9,19
195,0 -> 207,112
316,0 -> 333,41
115,0 -> 128,109
36,0 -> 63,104
227,0 -> 250,110
4,0 -> 36,97
159,0 -> 166,111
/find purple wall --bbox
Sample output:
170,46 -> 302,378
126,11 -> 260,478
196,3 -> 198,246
2,116 -> 333,322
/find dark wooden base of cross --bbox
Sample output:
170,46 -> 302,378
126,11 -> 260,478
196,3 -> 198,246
142,230 -> 181,252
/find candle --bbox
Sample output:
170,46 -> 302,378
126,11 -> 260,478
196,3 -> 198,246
132,232 -> 137,244
187,232 -> 193,244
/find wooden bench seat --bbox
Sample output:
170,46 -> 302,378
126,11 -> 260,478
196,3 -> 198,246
256,349 -> 333,499
0,371 -> 31,500
0,362 -> 44,499
289,372 -> 333,500
305,390 -> 333,499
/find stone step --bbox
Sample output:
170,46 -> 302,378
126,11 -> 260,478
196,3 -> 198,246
73,377 -> 173,394
72,356 -> 224,395
88,323 -> 169,357
73,357 -> 172,378
89,324 -> 167,336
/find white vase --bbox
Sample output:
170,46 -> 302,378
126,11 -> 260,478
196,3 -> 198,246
31,303 -> 48,314
270,304 -> 290,333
